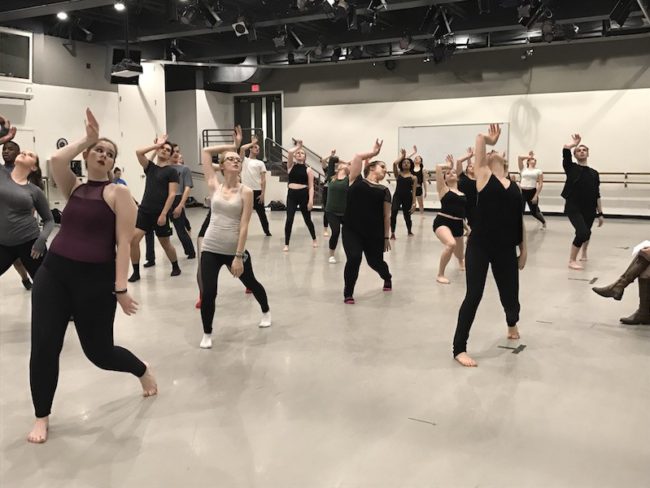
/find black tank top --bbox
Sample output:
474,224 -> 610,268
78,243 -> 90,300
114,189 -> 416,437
440,190 -> 466,219
396,175 -> 413,196
412,166 -> 424,186
470,174 -> 523,249
288,163 -> 308,185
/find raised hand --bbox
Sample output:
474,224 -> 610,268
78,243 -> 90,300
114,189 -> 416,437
445,154 -> 454,166
466,147 -> 474,158
528,150 -> 535,158
570,133 -> 581,147
399,148 -> 406,159
154,134 -> 168,147
330,149 -> 337,156
412,145 -> 417,153
251,134 -> 259,145
372,138 -> 383,155
233,125 -> 243,146
85,108 -> 100,143
485,123 -> 501,145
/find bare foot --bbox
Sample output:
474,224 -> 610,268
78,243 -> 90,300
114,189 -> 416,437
139,365 -> 158,397
323,230 -> 329,237
27,417 -> 49,444
507,326 -> 520,340
568,261 -> 583,270
283,245 -> 289,252
436,276 -> 450,284
312,240 -> 318,248
454,352 -> 477,367
579,256 -> 588,261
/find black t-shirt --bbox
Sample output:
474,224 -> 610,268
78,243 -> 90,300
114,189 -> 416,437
561,148 -> 600,210
458,173 -> 477,224
471,175 -> 523,249
344,175 -> 391,237
140,161 -> 179,213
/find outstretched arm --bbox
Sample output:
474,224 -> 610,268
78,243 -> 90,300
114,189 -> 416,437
349,139 -> 383,182
563,134 -> 581,173
393,148 -> 406,176
436,160 -> 451,198
0,116 -> 17,145
50,108 -> 99,198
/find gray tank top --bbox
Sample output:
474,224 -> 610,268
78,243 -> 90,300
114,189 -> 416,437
202,184 -> 243,255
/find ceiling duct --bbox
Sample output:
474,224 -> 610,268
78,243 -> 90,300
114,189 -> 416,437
204,56 -> 259,83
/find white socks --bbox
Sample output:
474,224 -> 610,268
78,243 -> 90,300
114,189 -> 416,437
259,312 -> 272,328
200,334 -> 212,349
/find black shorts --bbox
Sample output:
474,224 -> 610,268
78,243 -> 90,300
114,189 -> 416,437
198,209 -> 211,238
136,209 -> 173,238
416,186 -> 423,197
433,215 -> 464,238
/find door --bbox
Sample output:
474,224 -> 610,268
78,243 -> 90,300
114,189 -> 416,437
234,93 -> 282,160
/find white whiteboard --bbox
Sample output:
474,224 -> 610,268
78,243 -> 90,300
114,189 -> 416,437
398,123 -> 510,167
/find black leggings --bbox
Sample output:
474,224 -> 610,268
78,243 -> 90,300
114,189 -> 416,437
326,212 -> 343,250
390,192 -> 413,234
30,253 -> 146,418
200,250 -> 269,334
453,241 -> 520,357
322,186 -> 329,228
253,190 -> 271,234
566,201 -> 596,248
521,188 -> 546,225
0,238 -> 45,279
342,227 -> 391,298
285,187 -> 316,245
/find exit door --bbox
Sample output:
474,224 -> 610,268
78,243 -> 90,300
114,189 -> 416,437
234,93 -> 283,154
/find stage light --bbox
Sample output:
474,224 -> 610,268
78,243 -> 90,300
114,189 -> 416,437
57,11 -> 69,20
331,46 -> 342,62
398,34 -> 411,50
114,1 -> 126,11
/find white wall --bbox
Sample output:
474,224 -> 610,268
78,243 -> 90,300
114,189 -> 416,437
283,88 -> 650,216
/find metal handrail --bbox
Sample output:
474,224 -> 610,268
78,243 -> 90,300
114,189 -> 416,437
264,137 -> 326,183
201,127 -> 265,159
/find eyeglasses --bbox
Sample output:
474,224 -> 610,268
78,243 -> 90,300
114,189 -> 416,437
224,156 -> 241,162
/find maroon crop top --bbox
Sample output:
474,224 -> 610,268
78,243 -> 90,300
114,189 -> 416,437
50,180 -> 116,263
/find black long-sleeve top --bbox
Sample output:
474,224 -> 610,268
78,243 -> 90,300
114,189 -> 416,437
561,148 -> 600,210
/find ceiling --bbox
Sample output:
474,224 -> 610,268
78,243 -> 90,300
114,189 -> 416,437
1,0 -> 649,66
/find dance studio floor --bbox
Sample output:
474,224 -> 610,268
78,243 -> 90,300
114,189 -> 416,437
1,210 -> 649,487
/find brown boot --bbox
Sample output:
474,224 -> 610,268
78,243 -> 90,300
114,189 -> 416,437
592,255 -> 649,301
620,278 -> 650,325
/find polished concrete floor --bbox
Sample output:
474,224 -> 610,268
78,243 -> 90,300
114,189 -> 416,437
1,210 -> 649,488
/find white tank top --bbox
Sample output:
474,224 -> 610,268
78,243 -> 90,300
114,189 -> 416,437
520,167 -> 542,189
202,184 -> 243,255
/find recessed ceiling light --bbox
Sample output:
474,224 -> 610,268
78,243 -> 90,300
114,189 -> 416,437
56,11 -> 69,20
114,1 -> 126,11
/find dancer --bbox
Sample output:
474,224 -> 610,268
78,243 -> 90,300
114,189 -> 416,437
455,147 -> 476,229
562,134 -> 603,270
2,138 -> 40,289
411,146 -> 428,215
453,124 -> 527,367
128,135 -> 181,281
592,245 -> 650,325
284,139 -> 317,252
433,157 -> 466,284
28,109 -> 156,444
517,151 -> 546,228
390,150 -> 417,239
321,149 -> 338,236
325,159 -> 350,264
170,144 -> 196,259
0,147 -> 54,283
239,135 -> 272,236
199,127 -> 271,349
342,138 -> 391,304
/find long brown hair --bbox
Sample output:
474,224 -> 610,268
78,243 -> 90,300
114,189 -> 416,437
27,156 -> 44,190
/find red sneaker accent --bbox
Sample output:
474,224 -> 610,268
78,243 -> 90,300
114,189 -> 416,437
344,297 -> 355,304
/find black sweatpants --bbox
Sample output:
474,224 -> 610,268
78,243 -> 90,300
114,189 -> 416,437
200,250 -> 270,334
521,188 -> 546,225
453,241 -> 520,357
326,212 -> 343,251
342,227 -> 391,298
145,196 -> 195,260
322,186 -> 329,229
30,253 -> 146,418
0,238 -> 45,279
390,192 -> 413,234
284,187 -> 316,245
565,201 -> 596,248
253,190 -> 271,235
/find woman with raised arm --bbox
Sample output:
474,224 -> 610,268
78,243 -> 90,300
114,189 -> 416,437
342,139 -> 391,304
0,146 -> 54,284
452,124 -> 527,367
198,126 -> 271,349
27,109 -> 156,444
455,147 -> 476,230
324,158 -> 350,264
562,134 -> 603,270
410,146 -> 427,215
284,139 -> 317,252
432,155 -> 466,284
390,150 -> 417,239
517,150 -> 546,228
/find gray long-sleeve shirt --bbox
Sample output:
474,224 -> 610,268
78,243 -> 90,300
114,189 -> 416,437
0,167 -> 54,252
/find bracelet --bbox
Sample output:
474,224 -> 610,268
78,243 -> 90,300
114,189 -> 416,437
113,288 -> 127,295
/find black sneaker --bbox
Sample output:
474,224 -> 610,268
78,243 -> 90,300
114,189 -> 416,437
187,252 -> 196,259
171,268 -> 181,277
128,273 -> 140,283
143,261 -> 156,268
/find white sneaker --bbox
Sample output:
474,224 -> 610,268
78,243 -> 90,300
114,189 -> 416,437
200,334 -> 212,349
259,312 -> 272,328
328,256 -> 337,264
